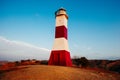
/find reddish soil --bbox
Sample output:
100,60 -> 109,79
0,65 -> 120,80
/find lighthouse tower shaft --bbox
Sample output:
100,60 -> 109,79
48,8 -> 72,66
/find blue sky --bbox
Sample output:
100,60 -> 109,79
0,0 -> 120,61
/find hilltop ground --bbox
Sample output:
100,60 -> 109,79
0,65 -> 120,80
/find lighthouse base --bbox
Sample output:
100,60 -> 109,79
48,50 -> 72,66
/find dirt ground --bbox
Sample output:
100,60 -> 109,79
0,65 -> 120,80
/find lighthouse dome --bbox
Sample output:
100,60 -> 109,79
55,7 -> 68,19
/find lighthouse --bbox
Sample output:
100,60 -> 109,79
48,8 -> 72,66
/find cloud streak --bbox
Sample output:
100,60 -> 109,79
0,36 -> 50,61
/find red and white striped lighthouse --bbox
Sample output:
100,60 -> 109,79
48,8 -> 72,66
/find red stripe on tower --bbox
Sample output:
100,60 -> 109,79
55,26 -> 67,39
48,8 -> 72,66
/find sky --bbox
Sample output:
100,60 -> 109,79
0,0 -> 120,61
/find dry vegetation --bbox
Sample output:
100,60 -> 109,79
0,65 -> 120,80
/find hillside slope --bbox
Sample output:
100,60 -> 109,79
0,65 -> 120,80
88,60 -> 120,73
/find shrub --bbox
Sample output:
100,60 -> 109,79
73,56 -> 89,68
14,61 -> 20,66
79,57 -> 89,68
72,57 -> 80,67
40,60 -> 48,65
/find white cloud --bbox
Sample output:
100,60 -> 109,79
0,36 -> 50,61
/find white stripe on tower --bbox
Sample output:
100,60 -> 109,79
52,38 -> 69,51
56,16 -> 67,28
